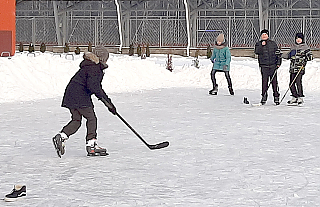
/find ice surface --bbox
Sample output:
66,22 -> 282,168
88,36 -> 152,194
0,53 -> 320,206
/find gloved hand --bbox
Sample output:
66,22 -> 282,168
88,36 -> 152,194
107,103 -> 117,115
223,65 -> 228,70
211,59 -> 215,63
101,98 -> 117,115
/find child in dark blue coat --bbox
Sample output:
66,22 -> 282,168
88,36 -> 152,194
53,46 -> 116,157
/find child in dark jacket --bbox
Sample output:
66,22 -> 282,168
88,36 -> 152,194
254,29 -> 282,105
285,33 -> 313,105
53,46 -> 117,157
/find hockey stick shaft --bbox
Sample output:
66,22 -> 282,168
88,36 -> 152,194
116,112 -> 169,150
279,66 -> 304,104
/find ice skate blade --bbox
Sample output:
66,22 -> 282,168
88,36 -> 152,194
52,137 -> 61,158
209,92 -> 217,95
287,103 -> 303,107
87,152 -> 109,156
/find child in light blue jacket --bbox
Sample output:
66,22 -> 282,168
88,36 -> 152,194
209,33 -> 233,95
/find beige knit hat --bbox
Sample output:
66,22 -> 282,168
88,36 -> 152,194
93,45 -> 109,62
216,33 -> 225,42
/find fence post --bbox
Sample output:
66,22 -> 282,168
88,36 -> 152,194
159,17 -> 162,48
184,0 -> 190,56
32,17 -> 36,46
228,16 -> 232,48
94,16 -> 98,46
302,16 -> 305,35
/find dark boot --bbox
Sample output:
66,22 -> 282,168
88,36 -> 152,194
274,96 -> 280,105
209,84 -> 218,95
260,94 -> 267,105
228,86 -> 234,95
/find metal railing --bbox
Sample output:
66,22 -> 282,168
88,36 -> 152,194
16,16 -> 320,49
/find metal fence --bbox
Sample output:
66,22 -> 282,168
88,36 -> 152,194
196,17 -> 260,48
16,17 -> 57,44
271,17 -> 320,48
129,18 -> 188,47
16,16 -> 320,48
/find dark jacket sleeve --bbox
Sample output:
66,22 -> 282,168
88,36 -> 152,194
254,41 -> 263,55
275,45 -> 282,66
86,65 -> 112,103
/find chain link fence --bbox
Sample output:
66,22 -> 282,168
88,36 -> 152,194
197,17 -> 260,48
270,17 -> 320,48
16,17 -> 57,44
16,16 -> 320,49
129,18 -> 188,47
197,17 -> 229,47
231,18 -> 260,48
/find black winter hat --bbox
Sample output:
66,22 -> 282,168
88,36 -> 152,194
295,33 -> 304,43
260,29 -> 269,36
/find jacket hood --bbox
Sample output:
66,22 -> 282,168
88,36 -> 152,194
83,52 -> 100,64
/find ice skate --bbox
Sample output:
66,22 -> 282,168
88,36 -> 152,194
297,97 -> 304,105
209,84 -> 218,95
287,97 -> 298,105
4,185 -> 26,202
86,139 -> 108,156
274,96 -> 280,105
260,94 -> 267,105
52,132 -> 68,158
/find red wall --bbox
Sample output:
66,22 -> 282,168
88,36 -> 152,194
0,0 -> 15,56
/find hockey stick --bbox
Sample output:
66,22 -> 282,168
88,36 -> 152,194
116,112 -> 169,150
279,65 -> 304,104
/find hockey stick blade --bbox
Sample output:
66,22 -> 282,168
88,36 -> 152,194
148,141 -> 169,150
116,112 -> 169,150
251,103 -> 262,107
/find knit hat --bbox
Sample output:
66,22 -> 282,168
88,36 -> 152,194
260,29 -> 269,36
216,33 -> 225,42
93,45 -> 109,62
295,33 -> 304,43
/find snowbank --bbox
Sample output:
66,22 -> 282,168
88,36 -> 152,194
0,52 -> 319,103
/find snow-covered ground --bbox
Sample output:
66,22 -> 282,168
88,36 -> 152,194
1,52 -> 320,206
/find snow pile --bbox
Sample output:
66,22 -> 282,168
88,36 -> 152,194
0,52 -> 319,103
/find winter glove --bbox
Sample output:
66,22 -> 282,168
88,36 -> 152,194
223,65 -> 228,70
302,49 -> 313,61
107,103 -> 117,115
101,98 -> 117,115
